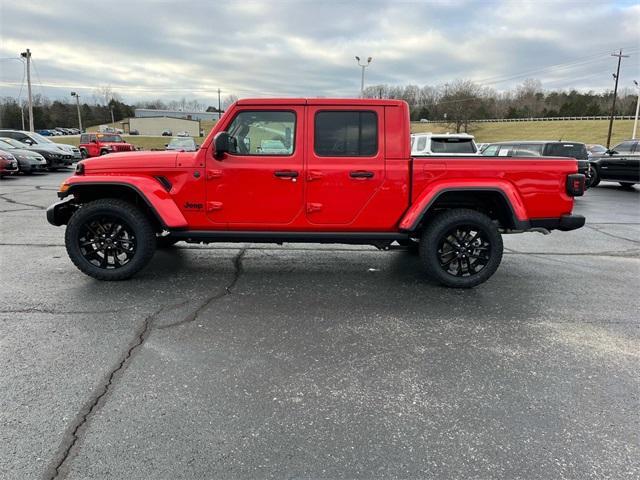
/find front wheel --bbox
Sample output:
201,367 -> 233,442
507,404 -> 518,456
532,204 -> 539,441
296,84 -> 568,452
65,198 -> 156,280
419,209 -> 503,288
588,168 -> 600,187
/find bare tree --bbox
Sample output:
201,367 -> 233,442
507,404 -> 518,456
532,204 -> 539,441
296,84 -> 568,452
222,95 -> 239,110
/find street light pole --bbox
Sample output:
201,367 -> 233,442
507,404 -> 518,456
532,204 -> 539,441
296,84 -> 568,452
355,56 -> 372,98
20,49 -> 34,132
71,92 -> 82,132
606,49 -> 629,149
632,80 -> 639,140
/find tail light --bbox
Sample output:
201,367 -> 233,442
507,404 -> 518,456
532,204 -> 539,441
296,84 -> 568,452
566,173 -> 585,197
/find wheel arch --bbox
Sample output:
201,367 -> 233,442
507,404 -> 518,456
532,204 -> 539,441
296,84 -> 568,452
400,187 -> 528,233
60,179 -> 188,231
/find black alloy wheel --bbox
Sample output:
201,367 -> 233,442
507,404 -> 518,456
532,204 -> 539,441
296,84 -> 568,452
436,225 -> 491,277
77,215 -> 137,269
420,209 -> 503,288
65,198 -> 156,280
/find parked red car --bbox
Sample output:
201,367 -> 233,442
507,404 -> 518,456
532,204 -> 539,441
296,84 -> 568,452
79,133 -> 135,158
0,150 -> 19,177
48,98 -> 585,287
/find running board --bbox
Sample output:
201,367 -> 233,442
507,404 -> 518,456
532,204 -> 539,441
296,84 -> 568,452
169,230 -> 409,245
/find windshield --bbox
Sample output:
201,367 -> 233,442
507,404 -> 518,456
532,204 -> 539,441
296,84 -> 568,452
168,137 -> 195,147
30,132 -> 54,144
430,138 -> 476,154
97,134 -> 124,143
588,145 -> 607,154
545,143 -> 588,160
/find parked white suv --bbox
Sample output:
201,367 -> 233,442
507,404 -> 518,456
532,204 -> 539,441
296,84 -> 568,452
411,133 -> 479,156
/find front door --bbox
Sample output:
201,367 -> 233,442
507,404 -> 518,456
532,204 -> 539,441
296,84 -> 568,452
305,106 -> 385,225
206,108 -> 304,226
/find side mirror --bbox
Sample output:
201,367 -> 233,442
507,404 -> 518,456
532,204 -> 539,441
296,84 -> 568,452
606,149 -> 617,155
23,138 -> 34,145
214,132 -> 233,159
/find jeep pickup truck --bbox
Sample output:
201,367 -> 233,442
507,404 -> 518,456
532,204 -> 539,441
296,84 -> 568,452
47,99 -> 585,288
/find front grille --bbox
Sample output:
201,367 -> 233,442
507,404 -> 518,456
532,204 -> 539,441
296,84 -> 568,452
114,145 -> 131,152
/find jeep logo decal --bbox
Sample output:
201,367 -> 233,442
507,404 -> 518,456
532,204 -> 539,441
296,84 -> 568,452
184,202 -> 203,210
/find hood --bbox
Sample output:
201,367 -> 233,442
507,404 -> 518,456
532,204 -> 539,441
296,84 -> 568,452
28,143 -> 71,153
6,148 -> 45,159
82,150 -> 179,172
0,149 -> 16,161
53,143 -> 78,152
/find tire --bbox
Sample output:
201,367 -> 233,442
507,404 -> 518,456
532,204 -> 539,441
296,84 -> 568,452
419,209 -> 503,288
100,150 -> 109,156
156,235 -> 179,248
588,168 -> 600,187
80,149 -> 89,159
65,198 -> 156,280
619,182 -> 636,189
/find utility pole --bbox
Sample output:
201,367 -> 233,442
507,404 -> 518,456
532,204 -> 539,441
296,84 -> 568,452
20,49 -> 34,132
355,56 -> 372,98
217,88 -> 221,120
632,80 -> 639,140
71,92 -> 82,132
606,49 -> 629,149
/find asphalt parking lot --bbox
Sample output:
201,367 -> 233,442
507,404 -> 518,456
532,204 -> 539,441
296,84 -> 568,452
1,172 -> 639,479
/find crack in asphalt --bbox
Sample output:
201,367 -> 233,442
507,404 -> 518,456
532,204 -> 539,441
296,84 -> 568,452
43,298 -> 187,480
0,191 -> 46,210
43,249 -> 246,479
585,224 -> 640,245
157,248 -> 247,330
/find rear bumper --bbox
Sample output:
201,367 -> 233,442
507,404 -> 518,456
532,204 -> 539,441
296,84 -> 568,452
529,214 -> 586,232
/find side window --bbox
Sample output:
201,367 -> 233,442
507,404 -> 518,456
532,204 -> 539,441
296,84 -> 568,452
416,136 -> 427,151
613,141 -> 634,153
226,110 -> 295,155
314,111 -> 378,157
80,134 -> 88,143
482,145 -> 499,156
497,145 -> 515,156
516,144 -> 544,156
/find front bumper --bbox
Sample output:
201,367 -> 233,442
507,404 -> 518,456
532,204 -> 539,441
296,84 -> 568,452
46,198 -> 77,226
529,214 -> 586,232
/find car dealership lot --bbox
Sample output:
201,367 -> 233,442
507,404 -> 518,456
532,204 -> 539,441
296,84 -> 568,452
1,173 -> 638,479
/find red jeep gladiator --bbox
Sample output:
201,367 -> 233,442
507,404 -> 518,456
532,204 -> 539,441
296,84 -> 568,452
79,133 -> 135,158
47,99 -> 585,288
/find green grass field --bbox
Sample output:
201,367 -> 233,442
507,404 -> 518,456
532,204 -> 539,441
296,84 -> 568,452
53,119 -> 636,151
410,119 -> 635,146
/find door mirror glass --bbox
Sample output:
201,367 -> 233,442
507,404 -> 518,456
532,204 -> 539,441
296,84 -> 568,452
214,132 -> 234,159
23,138 -> 34,145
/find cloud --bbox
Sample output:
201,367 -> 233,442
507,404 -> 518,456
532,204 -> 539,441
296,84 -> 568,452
0,0 -> 638,104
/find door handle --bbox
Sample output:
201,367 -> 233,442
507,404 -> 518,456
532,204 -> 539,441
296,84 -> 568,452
274,170 -> 299,179
349,170 -> 374,179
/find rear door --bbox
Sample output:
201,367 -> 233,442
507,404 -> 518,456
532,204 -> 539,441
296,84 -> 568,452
305,106 -> 385,225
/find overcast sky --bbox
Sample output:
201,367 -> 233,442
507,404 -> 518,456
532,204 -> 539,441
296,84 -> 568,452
1,0 -> 639,105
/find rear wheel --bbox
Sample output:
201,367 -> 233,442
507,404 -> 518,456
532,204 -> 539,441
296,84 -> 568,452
419,209 -> 503,288
65,198 -> 156,280
80,148 -> 89,159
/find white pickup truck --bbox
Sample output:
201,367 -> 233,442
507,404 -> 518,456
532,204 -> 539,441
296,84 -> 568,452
411,132 -> 479,156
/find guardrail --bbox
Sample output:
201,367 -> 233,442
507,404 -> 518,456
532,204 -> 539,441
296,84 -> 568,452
414,115 -> 636,123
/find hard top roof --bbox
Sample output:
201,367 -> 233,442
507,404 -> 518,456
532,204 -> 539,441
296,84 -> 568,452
235,98 -> 406,107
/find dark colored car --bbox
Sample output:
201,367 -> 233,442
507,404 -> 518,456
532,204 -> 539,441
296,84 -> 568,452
481,141 -> 591,182
589,140 -> 640,188
0,129 -> 81,161
161,129 -> 173,136
0,138 -> 48,173
0,150 -> 19,177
